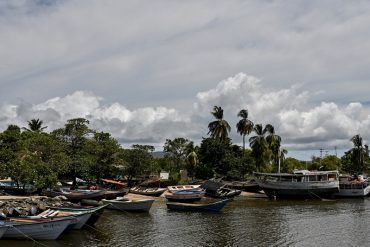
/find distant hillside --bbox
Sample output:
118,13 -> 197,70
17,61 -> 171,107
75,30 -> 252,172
152,151 -> 165,158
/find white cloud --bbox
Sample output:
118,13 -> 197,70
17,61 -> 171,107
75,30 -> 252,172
1,73 -> 370,155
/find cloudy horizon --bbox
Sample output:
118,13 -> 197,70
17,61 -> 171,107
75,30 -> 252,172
1,0 -> 370,160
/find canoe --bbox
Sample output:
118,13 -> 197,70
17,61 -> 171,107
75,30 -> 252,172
1,216 -> 73,240
165,189 -> 205,202
101,198 -> 154,212
166,199 -> 230,212
129,187 -> 167,196
48,204 -> 109,226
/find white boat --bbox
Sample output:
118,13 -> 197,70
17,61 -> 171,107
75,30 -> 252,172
1,216 -> 73,240
334,175 -> 370,197
167,185 -> 201,193
101,197 -> 154,212
36,209 -> 92,229
129,187 -> 167,196
254,170 -> 340,199
165,189 -> 205,202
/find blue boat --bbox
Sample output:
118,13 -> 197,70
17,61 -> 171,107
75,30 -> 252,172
165,189 -> 205,202
166,199 -> 230,212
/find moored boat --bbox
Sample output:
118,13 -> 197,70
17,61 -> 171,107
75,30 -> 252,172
166,199 -> 230,212
101,197 -> 154,212
167,185 -> 201,193
48,204 -> 109,226
35,209 -> 92,229
43,188 -> 107,202
165,189 -> 205,202
129,187 -> 167,196
334,175 -> 370,197
201,180 -> 241,198
254,170 -> 340,199
1,216 -> 73,240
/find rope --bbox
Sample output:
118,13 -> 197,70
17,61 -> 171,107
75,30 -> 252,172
8,225 -> 50,247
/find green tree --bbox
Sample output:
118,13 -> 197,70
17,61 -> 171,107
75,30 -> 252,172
121,145 -> 154,186
236,109 -> 254,150
23,118 -> 47,132
163,138 -> 193,172
249,124 -> 270,172
265,124 -> 282,172
281,157 -> 306,173
350,134 -> 366,174
86,132 -> 122,183
51,118 -> 94,188
208,106 -> 231,141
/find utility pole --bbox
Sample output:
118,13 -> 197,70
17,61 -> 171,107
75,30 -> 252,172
334,146 -> 337,157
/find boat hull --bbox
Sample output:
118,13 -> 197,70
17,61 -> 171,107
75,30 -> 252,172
166,199 -> 230,212
257,180 -> 339,199
102,199 -> 154,212
2,217 -> 72,240
334,184 -> 370,197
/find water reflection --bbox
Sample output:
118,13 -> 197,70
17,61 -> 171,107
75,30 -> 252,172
3,198 -> 370,247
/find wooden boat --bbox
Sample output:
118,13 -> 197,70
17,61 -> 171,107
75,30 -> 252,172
101,197 -> 154,212
167,185 -> 201,193
254,170 -> 340,199
48,204 -> 109,226
1,216 -> 73,240
43,188 -> 107,202
129,187 -> 167,196
165,189 -> 205,202
223,180 -> 261,193
166,199 -> 230,212
34,209 -> 92,229
334,175 -> 370,197
201,180 -> 241,198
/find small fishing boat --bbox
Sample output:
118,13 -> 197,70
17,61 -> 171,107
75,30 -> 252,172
101,197 -> 154,212
129,187 -> 167,197
223,180 -> 261,193
1,216 -> 73,240
48,204 -> 109,226
166,199 -> 230,212
43,188 -> 107,202
34,209 -> 92,230
165,189 -> 205,202
334,175 -> 370,197
167,185 -> 201,193
201,180 -> 241,198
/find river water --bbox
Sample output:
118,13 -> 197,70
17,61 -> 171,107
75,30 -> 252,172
4,196 -> 370,247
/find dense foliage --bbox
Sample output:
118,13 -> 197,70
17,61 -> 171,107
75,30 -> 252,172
0,106 -> 368,189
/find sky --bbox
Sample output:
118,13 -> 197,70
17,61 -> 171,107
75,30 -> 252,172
1,0 -> 370,160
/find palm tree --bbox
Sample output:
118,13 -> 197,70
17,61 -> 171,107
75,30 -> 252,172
236,109 -> 254,150
208,106 -> 231,141
23,119 -> 47,132
351,134 -> 365,174
249,124 -> 269,171
265,124 -> 282,172
279,148 -> 288,173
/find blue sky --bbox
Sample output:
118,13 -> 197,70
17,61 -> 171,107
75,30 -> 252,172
1,0 -> 370,160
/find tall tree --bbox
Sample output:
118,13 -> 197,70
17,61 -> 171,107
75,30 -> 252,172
265,124 -> 282,172
163,138 -> 193,171
51,118 -> 94,188
249,124 -> 269,172
208,106 -> 231,141
236,109 -> 254,150
23,119 -> 47,132
350,134 -> 366,174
